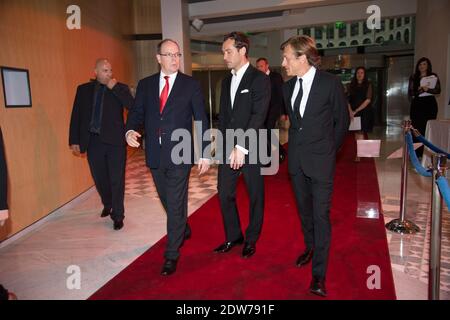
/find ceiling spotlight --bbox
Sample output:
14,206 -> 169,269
192,18 -> 204,32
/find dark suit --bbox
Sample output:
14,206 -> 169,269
265,71 -> 285,130
69,81 -> 134,221
265,71 -> 285,158
217,64 -> 270,244
126,72 -> 209,260
283,69 -> 349,279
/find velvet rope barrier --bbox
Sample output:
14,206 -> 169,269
406,132 -> 432,177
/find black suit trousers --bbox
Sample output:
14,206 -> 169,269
151,166 -> 191,260
87,134 -> 126,220
218,164 -> 264,244
290,168 -> 333,279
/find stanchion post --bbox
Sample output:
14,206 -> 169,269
429,154 -> 447,300
386,120 -> 420,234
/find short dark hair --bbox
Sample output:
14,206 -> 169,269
223,32 -> 250,58
280,35 -> 321,67
256,57 -> 268,64
157,39 -> 179,54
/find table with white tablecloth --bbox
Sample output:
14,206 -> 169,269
421,120 -> 450,170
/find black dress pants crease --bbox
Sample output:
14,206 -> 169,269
87,134 -> 126,221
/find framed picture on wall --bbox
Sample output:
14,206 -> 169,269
1,66 -> 32,108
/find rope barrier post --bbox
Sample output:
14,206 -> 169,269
386,120 -> 420,234
429,153 -> 447,300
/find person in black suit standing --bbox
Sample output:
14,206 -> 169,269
256,57 -> 286,163
126,39 -> 210,276
280,36 -> 349,297
69,59 -> 134,230
213,32 -> 270,259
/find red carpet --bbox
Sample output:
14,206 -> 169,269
90,134 -> 396,300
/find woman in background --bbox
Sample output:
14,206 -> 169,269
408,57 -> 441,158
347,66 -> 373,162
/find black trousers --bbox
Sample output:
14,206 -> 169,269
290,168 -> 334,280
151,166 -> 191,260
218,164 -> 265,244
410,96 -> 438,157
0,127 -> 7,211
87,134 -> 126,221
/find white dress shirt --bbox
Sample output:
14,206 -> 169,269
230,62 -> 250,155
230,62 -> 250,108
291,66 -> 316,117
159,71 -> 178,97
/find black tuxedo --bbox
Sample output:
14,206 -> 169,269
217,64 -> 271,244
283,69 -> 349,279
69,81 -> 134,221
126,72 -> 209,260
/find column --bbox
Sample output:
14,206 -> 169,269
160,0 -> 192,75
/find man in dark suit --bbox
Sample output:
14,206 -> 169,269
256,57 -> 286,163
213,32 -> 270,259
126,39 -> 210,276
69,59 -> 134,230
280,36 -> 349,297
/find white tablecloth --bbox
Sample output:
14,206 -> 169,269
421,120 -> 450,170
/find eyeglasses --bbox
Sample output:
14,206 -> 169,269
159,53 -> 182,58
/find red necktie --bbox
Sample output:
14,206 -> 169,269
160,76 -> 170,114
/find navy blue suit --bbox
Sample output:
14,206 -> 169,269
126,72 -> 209,260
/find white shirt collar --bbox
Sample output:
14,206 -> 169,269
266,70 -> 270,76
231,62 -> 250,78
160,71 -> 178,81
298,66 -> 316,83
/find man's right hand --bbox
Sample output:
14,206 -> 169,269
126,130 -> 141,148
70,144 -> 81,155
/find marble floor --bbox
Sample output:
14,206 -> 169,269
0,125 -> 449,300
371,125 -> 450,300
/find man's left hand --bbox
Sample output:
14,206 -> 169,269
198,159 -> 210,175
229,148 -> 245,170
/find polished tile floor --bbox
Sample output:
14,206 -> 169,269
371,125 -> 450,300
0,125 -> 449,300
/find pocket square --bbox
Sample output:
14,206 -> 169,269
240,89 -> 249,93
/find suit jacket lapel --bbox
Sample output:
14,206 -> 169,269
224,74 -> 232,113
286,77 -> 296,122
150,75 -> 160,114
302,70 -> 320,119
232,66 -> 253,114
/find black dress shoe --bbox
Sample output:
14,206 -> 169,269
213,237 -> 244,253
296,248 -> 313,267
242,242 -> 256,258
101,208 -> 111,218
113,220 -> 124,230
161,259 -> 178,276
309,277 -> 327,297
